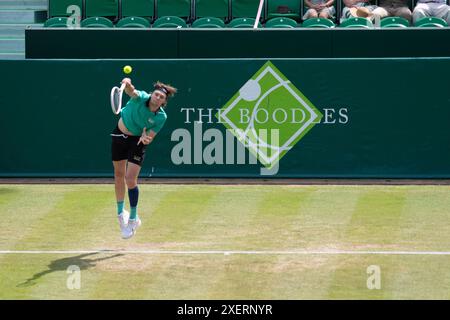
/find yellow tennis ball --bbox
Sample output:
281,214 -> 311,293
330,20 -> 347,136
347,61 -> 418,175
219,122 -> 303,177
123,65 -> 132,74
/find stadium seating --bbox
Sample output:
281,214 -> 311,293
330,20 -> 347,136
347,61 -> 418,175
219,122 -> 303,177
194,0 -> 229,21
414,17 -> 448,28
231,0 -> 265,20
228,17 -> 262,27
42,0 -> 450,28
304,0 -> 340,22
267,0 -> 301,20
191,17 -> 225,28
85,0 -> 119,19
265,17 -> 298,28
156,0 -> 191,21
153,15 -> 188,27
340,17 -> 373,28
121,0 -> 154,19
44,17 -> 69,28
116,16 -> 151,28
81,16 -> 114,27
380,17 -> 409,28
48,0 -> 83,18
302,18 -> 335,28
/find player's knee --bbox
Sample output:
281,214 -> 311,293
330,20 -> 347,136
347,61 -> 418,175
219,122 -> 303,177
125,175 -> 137,188
114,168 -> 126,179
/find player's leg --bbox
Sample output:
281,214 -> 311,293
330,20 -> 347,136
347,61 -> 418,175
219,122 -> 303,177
126,162 -> 141,221
121,162 -> 142,239
113,160 -> 127,214
111,129 -> 131,237
121,142 -> 146,239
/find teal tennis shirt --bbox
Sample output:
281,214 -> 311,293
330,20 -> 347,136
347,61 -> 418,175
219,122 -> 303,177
120,90 -> 167,136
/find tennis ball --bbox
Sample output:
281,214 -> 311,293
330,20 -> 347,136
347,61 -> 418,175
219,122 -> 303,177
123,65 -> 132,74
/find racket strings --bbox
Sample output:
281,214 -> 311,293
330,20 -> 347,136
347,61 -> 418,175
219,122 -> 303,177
112,88 -> 121,113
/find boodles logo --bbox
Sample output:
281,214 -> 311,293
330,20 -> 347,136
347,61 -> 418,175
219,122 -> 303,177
217,61 -> 323,170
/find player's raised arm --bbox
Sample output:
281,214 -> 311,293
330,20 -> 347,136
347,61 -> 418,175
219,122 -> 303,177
121,78 -> 139,99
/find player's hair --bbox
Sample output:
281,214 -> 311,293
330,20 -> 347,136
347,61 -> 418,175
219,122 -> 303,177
153,81 -> 177,107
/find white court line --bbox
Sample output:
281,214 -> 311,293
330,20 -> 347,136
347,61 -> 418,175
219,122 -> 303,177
1,250 -> 450,256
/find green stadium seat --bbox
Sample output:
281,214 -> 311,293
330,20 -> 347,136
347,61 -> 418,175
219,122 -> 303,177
340,17 -> 373,28
414,17 -> 448,28
156,0 -> 191,20
81,16 -> 114,28
231,0 -> 265,20
44,17 -> 69,28
152,16 -> 187,28
85,0 -> 119,19
191,17 -> 226,28
380,17 -> 409,28
48,0 -> 83,18
116,16 -> 151,28
302,18 -> 335,28
267,0 -> 301,20
265,17 -> 298,28
121,0 -> 155,19
195,0 -> 229,21
228,17 -> 262,27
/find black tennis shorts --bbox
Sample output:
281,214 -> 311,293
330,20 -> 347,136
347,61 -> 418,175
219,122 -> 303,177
111,126 -> 147,166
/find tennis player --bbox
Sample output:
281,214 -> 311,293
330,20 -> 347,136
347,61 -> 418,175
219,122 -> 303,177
111,78 -> 177,239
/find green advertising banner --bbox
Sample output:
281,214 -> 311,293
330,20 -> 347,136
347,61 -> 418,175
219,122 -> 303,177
0,58 -> 449,178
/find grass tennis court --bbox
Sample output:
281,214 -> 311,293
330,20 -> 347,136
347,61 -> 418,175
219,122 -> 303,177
1,184 -> 450,299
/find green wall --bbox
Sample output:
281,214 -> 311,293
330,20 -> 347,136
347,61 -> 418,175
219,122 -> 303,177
26,28 -> 450,59
1,58 -> 449,178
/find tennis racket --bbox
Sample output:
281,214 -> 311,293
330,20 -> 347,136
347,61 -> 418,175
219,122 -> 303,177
110,82 -> 126,115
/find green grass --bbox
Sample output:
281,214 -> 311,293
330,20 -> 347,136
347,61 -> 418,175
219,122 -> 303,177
0,184 -> 450,299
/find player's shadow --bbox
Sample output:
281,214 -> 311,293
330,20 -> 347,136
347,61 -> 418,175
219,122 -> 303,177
17,252 -> 124,287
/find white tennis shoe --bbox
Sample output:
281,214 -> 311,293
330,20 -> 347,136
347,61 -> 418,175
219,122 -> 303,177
122,216 -> 141,240
118,210 -> 129,238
